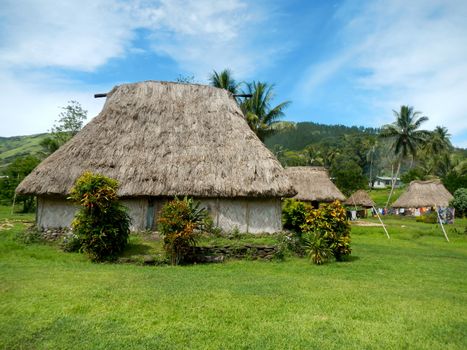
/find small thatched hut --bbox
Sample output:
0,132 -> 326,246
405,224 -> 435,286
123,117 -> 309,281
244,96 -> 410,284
284,166 -> 345,206
17,81 -> 296,233
392,180 -> 453,208
344,190 -> 375,208
344,190 -> 376,219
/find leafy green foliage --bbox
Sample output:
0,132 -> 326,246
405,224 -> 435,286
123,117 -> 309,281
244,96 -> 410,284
330,155 -> 368,196
69,172 -> 130,262
209,69 -> 239,94
301,200 -> 351,262
302,232 -> 333,265
15,227 -> 44,244
157,197 -> 209,265
450,188 -> 467,218
443,168 -> 467,194
415,212 -> 438,223
40,101 -> 87,155
240,81 -> 290,142
282,199 -> 312,234
0,155 -> 40,211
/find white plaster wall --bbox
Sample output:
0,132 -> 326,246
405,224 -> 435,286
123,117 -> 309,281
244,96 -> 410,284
120,198 -> 147,231
37,196 -> 79,229
37,196 -> 282,234
37,196 -> 148,231
199,198 -> 282,234
247,199 -> 282,233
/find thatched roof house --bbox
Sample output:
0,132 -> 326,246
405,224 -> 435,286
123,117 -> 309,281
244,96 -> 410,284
392,180 -> 453,208
284,166 -> 345,204
17,81 -> 295,233
344,190 -> 375,208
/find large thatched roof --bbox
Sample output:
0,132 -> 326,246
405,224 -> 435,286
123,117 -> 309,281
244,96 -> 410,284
17,81 -> 296,198
284,166 -> 345,202
344,190 -> 375,208
392,180 -> 453,208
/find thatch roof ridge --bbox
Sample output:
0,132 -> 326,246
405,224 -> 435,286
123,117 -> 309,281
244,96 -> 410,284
17,81 -> 295,198
392,179 -> 453,208
284,166 -> 345,202
344,190 -> 375,208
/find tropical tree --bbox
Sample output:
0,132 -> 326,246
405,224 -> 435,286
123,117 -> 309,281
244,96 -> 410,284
40,101 -> 87,155
240,81 -> 290,142
425,126 -> 452,154
380,105 -> 430,207
209,69 -> 240,94
0,155 -> 41,212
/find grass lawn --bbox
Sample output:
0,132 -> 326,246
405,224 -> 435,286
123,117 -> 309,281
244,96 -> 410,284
368,187 -> 405,207
0,206 -> 466,349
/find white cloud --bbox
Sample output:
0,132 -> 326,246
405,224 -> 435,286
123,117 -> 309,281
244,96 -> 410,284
0,71 -> 106,136
0,0 -> 271,136
296,0 -> 467,141
0,0 -> 135,71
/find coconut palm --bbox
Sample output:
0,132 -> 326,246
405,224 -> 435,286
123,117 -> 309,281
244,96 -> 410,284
425,126 -> 452,154
209,69 -> 240,94
240,81 -> 290,142
380,105 -> 430,207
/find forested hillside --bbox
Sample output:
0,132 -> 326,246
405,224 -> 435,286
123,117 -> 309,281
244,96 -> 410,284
265,122 -> 379,150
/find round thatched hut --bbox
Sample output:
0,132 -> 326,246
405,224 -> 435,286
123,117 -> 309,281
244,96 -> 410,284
16,81 -> 296,233
344,190 -> 375,208
284,166 -> 345,207
392,180 -> 453,209
344,190 -> 376,219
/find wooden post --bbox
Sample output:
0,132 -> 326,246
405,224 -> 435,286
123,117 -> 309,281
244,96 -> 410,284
11,193 -> 16,215
373,206 -> 390,239
435,206 -> 449,242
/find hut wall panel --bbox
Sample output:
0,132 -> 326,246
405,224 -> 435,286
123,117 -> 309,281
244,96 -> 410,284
199,198 -> 282,234
247,199 -> 282,233
37,196 -> 78,229
216,199 -> 248,233
37,196 -> 282,234
120,198 -> 148,231
37,196 -> 147,231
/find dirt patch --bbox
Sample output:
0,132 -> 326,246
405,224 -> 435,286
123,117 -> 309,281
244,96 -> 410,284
351,220 -> 383,227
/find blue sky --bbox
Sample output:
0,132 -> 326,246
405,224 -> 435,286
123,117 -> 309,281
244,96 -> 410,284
1,0 -> 466,147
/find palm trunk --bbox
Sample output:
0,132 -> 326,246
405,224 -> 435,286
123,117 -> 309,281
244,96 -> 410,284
385,160 -> 401,209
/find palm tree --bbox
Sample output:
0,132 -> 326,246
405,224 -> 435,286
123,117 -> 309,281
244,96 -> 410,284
425,126 -> 452,154
240,81 -> 290,142
208,69 -> 240,94
380,105 -> 430,207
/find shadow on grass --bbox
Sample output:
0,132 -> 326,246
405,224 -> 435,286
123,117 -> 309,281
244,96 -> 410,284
339,255 -> 360,262
122,243 -> 153,256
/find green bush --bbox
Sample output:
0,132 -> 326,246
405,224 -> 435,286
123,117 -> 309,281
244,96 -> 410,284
157,197 -> 209,265
415,211 -> 438,223
301,200 -> 351,262
16,227 -> 44,244
68,172 -> 130,262
282,199 -> 312,234
450,188 -> 467,218
61,233 -> 82,252
302,232 -> 333,265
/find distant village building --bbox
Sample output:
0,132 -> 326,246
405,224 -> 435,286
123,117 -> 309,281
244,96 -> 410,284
372,176 -> 402,189
284,166 -> 345,207
392,180 -> 453,216
344,190 -> 376,219
16,81 -> 296,233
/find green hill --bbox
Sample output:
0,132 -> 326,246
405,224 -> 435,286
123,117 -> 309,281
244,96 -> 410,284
265,122 -> 379,150
0,134 -> 49,173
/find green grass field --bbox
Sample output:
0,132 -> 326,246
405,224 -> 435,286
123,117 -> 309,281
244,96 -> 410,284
0,206 -> 466,349
368,187 -> 405,207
